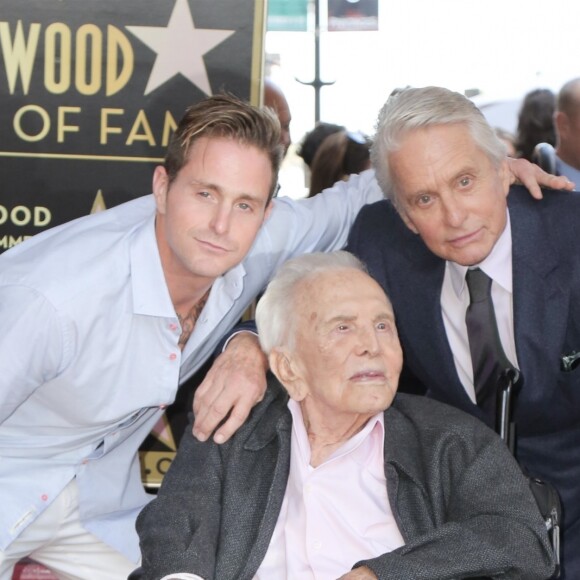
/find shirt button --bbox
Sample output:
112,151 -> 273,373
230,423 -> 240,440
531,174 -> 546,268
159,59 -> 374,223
312,540 -> 322,551
82,459 -> 89,465
160,404 -> 167,410
41,494 -> 48,502
169,353 -> 177,361
169,323 -> 178,331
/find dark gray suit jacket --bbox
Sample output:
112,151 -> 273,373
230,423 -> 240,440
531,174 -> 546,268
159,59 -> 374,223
135,376 -> 553,580
347,185 -> 580,579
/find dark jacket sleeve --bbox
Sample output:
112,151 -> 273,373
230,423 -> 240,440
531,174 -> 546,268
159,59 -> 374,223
135,416 -> 223,580
213,319 -> 257,355
356,417 -> 555,580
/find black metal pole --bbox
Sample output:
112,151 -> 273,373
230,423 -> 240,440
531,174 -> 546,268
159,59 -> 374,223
296,0 -> 334,123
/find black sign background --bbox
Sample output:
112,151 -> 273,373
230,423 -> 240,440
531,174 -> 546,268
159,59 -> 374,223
0,0 -> 265,250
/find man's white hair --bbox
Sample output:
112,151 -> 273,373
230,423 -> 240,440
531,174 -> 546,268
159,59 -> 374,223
256,251 -> 366,354
371,86 -> 507,210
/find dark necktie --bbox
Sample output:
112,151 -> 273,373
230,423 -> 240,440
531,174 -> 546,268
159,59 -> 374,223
465,268 -> 513,414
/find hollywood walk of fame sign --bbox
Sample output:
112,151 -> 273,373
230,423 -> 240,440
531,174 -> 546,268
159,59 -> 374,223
0,0 -> 266,253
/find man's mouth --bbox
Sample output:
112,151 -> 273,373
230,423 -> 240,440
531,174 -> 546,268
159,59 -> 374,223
196,237 -> 231,253
448,227 -> 482,247
350,370 -> 385,381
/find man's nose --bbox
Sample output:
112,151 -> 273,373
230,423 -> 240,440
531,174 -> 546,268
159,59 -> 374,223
442,194 -> 467,227
357,326 -> 381,356
210,204 -> 232,234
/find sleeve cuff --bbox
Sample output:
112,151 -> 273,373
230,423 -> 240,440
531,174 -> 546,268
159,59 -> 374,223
222,328 -> 259,351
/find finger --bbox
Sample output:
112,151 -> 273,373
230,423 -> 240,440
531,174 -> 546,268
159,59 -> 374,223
521,178 -> 543,200
212,398 -> 255,444
192,389 -> 235,441
192,355 -> 230,416
192,375 -> 228,439
549,174 -> 575,191
205,373 -> 267,442
192,374 -> 221,417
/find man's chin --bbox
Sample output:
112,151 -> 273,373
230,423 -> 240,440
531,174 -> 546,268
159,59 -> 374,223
186,260 -> 237,280
442,246 -> 493,267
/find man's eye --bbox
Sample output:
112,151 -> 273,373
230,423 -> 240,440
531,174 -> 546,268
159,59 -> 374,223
238,202 -> 251,211
198,191 -> 211,198
337,324 -> 349,331
376,322 -> 387,330
417,194 -> 431,206
459,176 -> 471,187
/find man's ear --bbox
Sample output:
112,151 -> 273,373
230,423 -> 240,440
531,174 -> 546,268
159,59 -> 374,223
152,166 -> 169,214
555,111 -> 569,139
269,348 -> 307,401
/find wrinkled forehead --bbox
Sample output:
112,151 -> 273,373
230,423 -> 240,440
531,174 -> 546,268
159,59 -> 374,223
295,269 -> 393,320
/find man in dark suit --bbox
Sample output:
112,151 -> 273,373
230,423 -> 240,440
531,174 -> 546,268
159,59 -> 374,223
347,86 -> 580,579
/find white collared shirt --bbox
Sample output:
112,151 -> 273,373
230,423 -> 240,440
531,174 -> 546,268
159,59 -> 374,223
440,211 -> 519,402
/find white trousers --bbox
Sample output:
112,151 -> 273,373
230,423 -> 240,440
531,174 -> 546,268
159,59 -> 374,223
0,479 -> 138,580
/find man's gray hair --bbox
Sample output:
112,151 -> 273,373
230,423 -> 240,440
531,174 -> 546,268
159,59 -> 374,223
371,86 -> 507,209
256,251 -> 366,354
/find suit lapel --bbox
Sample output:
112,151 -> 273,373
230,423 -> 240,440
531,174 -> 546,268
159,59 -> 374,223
391,232 -> 476,412
238,398 -> 292,580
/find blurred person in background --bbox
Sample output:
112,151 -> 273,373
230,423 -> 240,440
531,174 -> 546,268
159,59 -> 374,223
308,130 -> 372,197
297,121 -> 346,169
552,77 -> 580,183
264,78 -> 292,158
515,88 -> 556,161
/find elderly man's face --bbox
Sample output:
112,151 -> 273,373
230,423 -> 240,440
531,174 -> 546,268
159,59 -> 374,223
390,123 -> 510,267
284,269 -> 402,420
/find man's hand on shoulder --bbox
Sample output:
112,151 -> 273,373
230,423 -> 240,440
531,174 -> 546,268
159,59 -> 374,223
192,332 -> 268,444
507,156 -> 575,199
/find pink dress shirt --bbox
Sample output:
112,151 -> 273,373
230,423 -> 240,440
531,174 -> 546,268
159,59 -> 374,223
254,400 -> 405,579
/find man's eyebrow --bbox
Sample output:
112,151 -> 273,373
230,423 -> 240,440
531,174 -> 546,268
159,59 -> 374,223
450,165 -> 479,181
236,191 -> 266,203
323,311 -> 394,325
190,180 -> 264,202
374,311 -> 396,324
190,179 -> 221,192
325,314 -> 357,325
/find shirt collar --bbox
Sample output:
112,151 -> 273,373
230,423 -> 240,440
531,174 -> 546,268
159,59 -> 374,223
129,212 -> 176,317
287,399 -> 385,468
447,209 -> 513,299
